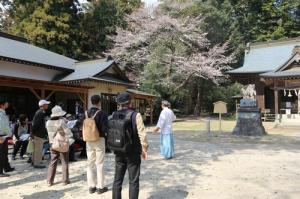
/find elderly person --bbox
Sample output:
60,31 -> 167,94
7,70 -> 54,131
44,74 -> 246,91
46,105 -> 74,186
153,100 -> 176,159
31,99 -> 50,168
12,114 -> 30,160
0,98 -> 14,177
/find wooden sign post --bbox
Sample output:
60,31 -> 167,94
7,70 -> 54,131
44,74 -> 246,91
213,101 -> 227,133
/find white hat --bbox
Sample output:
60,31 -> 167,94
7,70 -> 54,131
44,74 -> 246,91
38,100 -> 51,107
50,105 -> 66,118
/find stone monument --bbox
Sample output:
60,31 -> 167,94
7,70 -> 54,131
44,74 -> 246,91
232,84 -> 267,136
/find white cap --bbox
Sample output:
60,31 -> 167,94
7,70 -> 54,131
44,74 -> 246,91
38,100 -> 51,107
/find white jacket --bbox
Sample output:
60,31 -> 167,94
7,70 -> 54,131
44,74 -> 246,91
46,119 -> 74,145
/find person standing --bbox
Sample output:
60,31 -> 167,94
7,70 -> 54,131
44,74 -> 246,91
31,100 -> 50,168
12,114 -> 30,160
85,95 -> 109,194
109,92 -> 148,199
0,98 -> 14,177
153,100 -> 176,159
46,105 -> 74,186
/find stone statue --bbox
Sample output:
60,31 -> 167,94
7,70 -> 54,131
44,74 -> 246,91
233,83 -> 266,136
241,84 -> 256,99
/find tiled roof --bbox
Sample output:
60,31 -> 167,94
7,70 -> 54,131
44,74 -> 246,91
0,32 -> 76,71
60,59 -> 114,81
228,37 -> 300,74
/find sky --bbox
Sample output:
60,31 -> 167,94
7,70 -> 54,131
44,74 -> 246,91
143,0 -> 159,6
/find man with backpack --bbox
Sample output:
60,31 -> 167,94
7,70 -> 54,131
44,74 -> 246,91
83,95 -> 108,194
108,92 -> 148,199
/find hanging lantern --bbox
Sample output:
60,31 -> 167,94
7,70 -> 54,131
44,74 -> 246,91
288,90 -> 292,97
284,89 -> 287,96
295,89 -> 299,96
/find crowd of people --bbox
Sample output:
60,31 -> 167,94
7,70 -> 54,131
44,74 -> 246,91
0,92 -> 176,199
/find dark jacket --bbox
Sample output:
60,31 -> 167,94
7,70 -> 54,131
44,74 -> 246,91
32,109 -> 48,139
87,107 -> 108,137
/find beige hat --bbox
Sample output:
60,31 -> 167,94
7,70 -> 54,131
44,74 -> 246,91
50,105 -> 66,118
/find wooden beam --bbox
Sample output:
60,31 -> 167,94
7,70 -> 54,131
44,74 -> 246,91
0,76 -> 90,94
77,93 -> 85,104
29,88 -> 41,100
46,90 -> 56,100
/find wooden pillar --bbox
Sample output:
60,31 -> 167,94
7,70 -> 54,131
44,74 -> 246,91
150,99 -> 153,125
274,80 -> 279,119
41,89 -> 45,99
255,81 -> 265,110
298,91 -> 300,114
84,92 -> 88,111
274,89 -> 279,115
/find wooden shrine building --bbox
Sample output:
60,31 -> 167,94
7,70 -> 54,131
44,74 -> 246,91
0,32 -> 155,123
228,37 -> 300,124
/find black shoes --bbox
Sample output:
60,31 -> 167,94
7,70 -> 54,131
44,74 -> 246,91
89,187 -> 108,194
89,187 -> 97,194
0,173 -> 10,177
97,187 -> 108,194
4,167 -> 15,173
33,165 -> 46,169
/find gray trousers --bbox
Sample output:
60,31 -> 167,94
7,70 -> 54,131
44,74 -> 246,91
47,149 -> 69,184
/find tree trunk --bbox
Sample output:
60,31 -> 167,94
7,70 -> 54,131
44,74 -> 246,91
194,79 -> 205,116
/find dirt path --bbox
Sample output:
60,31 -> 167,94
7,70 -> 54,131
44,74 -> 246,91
1,129 -> 300,199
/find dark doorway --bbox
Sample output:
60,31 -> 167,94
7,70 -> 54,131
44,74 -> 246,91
264,87 -> 275,111
0,86 -> 39,120
101,93 -> 117,115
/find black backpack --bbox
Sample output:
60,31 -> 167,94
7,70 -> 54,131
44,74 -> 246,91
107,110 -> 135,153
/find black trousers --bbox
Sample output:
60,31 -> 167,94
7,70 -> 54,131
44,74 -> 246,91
69,143 -> 76,161
13,140 -> 29,157
113,153 -> 141,199
0,138 -> 11,173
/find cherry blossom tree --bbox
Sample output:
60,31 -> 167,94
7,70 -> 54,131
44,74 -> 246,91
108,4 -> 235,93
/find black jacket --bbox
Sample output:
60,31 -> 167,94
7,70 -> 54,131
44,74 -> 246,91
87,107 -> 108,137
32,109 -> 48,139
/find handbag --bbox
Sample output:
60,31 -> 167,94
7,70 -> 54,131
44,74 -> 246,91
51,128 -> 69,153
26,139 -> 34,153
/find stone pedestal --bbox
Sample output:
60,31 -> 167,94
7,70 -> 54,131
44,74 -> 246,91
233,99 -> 267,136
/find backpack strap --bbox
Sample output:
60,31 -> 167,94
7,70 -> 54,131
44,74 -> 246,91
92,110 -> 101,119
85,111 -> 89,119
125,110 -> 135,121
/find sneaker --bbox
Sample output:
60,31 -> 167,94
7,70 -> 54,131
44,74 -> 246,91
20,156 -> 25,160
0,173 -> 10,177
12,156 -> 16,160
89,187 -> 97,194
97,187 -> 108,194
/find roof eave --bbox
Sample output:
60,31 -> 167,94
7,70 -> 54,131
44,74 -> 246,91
0,55 -> 74,73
